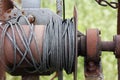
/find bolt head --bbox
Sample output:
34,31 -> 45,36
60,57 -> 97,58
28,15 -> 35,24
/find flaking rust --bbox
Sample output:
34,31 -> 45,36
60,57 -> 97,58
0,0 -> 14,20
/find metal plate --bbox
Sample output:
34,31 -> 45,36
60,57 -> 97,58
86,29 -> 100,60
73,6 -> 78,80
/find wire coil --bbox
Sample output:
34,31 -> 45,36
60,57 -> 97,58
0,14 -> 76,74
43,17 -> 75,74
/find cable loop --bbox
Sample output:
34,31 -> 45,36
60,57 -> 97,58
95,0 -> 118,9
0,13 -> 77,74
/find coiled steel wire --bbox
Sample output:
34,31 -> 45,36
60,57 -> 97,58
0,13 -> 76,74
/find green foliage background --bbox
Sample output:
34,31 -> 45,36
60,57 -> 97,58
7,0 -> 118,80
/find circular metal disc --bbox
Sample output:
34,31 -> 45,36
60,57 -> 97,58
86,29 -> 100,59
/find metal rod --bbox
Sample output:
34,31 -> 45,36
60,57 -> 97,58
101,41 -> 115,51
63,0 -> 65,20
56,0 -> 63,80
56,0 -> 63,17
117,0 -> 120,34
73,6 -> 78,80
117,0 -> 120,80
119,59 -> 120,80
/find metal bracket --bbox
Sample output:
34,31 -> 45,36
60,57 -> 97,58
84,29 -> 103,80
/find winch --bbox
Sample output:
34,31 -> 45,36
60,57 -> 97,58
0,0 -> 119,80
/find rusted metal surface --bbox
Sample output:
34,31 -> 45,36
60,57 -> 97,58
0,1 -> 14,79
22,75 -> 39,80
117,0 -> 120,80
78,36 -> 86,56
86,29 -> 100,59
0,61 -> 5,80
101,41 -> 115,51
77,28 -> 120,80
1,2 -> 54,80
114,36 -> 120,58
0,0 -> 14,20
117,0 -> 120,34
0,25 -> 56,77
2,24 -> 55,75
0,1 -> 64,79
2,25 -> 45,67
85,29 -> 103,80
117,1 -> 120,80
118,59 -> 120,80
73,6 -> 78,80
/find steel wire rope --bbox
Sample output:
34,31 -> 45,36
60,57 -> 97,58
0,19 -> 33,72
15,15 -> 39,67
0,23 -> 12,71
0,13 -> 76,74
7,21 -> 17,72
0,24 -> 33,67
15,16 -> 41,72
14,23 -> 33,67
15,15 -> 43,72
42,17 -> 75,74
0,15 -> 41,73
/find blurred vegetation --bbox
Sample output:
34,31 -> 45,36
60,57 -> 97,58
8,0 -> 118,80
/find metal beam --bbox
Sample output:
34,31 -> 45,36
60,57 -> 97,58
56,0 -> 63,80
117,1 -> 120,80
22,0 -> 40,8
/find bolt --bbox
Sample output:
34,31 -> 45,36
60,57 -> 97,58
88,62 -> 96,71
28,15 -> 35,24
22,11 -> 25,15
8,15 -> 11,18
89,62 -> 94,67
14,13 -> 16,16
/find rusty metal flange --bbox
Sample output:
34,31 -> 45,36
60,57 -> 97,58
86,29 -> 101,60
85,29 -> 102,78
